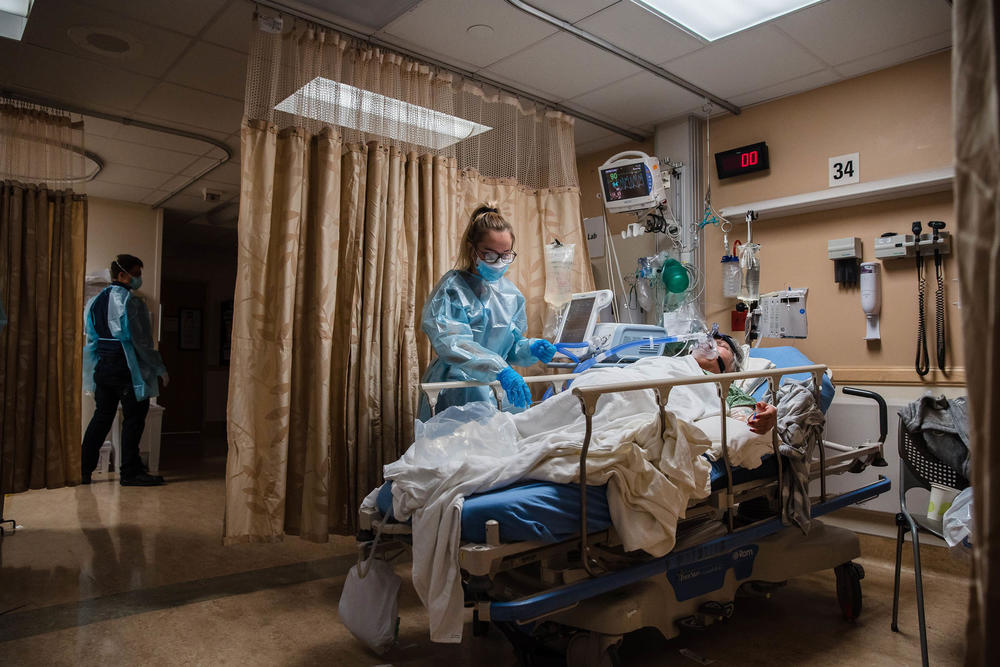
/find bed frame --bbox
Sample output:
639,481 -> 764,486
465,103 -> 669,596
357,363 -> 890,664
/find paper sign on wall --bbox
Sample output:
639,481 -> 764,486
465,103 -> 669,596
584,216 -> 606,259
829,152 -> 859,187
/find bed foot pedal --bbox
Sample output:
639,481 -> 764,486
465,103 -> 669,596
677,601 -> 735,630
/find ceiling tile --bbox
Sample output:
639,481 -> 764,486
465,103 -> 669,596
569,71 -> 704,128
142,189 -> 170,206
181,156 -> 226,178
87,136 -> 204,173
166,41 -> 247,101
96,162 -> 175,189
202,0 -> 255,54
576,134 -> 633,157
774,0 -> 951,66
157,174 -> 195,194
201,160 -> 241,186
577,1 -> 703,65
664,26 -> 826,99
77,0 -> 227,36
82,116 -> 123,139
525,0 -> 619,24
378,0 -> 558,69
834,32 -> 951,80
473,69 -> 551,102
113,123 -> 224,156
574,119 -> 616,145
13,45 -> 158,114
484,32 -> 643,102
84,180 -> 153,203
134,83 -> 244,135
729,69 -> 841,109
22,0 -> 194,79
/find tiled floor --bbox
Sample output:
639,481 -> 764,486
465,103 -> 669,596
0,445 -> 970,666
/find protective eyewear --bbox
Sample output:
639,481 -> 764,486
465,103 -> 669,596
478,249 -> 517,265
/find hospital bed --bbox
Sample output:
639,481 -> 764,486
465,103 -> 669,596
357,351 -> 890,665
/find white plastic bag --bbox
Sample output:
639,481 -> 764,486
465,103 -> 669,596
942,486 -> 973,548
338,546 -> 401,655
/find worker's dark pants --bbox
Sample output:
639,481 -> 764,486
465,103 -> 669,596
81,356 -> 149,478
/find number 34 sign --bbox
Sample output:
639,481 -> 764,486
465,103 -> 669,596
829,152 -> 859,187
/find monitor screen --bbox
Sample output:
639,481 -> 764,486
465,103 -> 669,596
601,162 -> 649,202
558,296 -> 596,343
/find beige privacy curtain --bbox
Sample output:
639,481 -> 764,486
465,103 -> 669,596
0,101 -> 88,495
225,23 -> 593,543
953,2 -> 1000,664
0,182 -> 87,492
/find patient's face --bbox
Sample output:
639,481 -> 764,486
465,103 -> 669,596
715,339 -> 736,373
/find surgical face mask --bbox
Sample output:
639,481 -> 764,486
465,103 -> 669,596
476,258 -> 508,282
129,275 -> 143,290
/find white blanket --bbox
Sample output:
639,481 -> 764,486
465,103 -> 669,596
362,356 -> 772,643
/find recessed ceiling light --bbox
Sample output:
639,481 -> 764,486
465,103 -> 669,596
68,25 -> 143,60
0,0 -> 33,41
466,24 -> 494,38
633,0 -> 824,42
275,77 -> 493,150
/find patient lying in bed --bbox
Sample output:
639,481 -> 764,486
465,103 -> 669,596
694,332 -> 777,435
365,353 -> 779,643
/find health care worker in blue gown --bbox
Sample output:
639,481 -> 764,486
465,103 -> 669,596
419,204 -> 559,418
80,254 -> 169,486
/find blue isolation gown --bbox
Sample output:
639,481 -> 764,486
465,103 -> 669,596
419,269 -> 544,419
83,284 -> 166,402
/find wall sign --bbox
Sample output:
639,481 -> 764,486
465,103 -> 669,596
829,152 -> 859,187
584,216 -> 606,259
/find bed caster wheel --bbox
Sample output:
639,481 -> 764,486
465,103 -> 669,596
835,561 -> 865,621
565,632 -> 622,667
472,609 -> 490,637
698,600 -> 734,621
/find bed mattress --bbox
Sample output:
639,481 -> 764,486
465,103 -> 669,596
375,455 -> 778,544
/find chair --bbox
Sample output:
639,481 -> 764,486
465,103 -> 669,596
891,417 -> 969,667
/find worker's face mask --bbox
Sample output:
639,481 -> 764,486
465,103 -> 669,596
476,258 -> 508,282
129,275 -> 143,290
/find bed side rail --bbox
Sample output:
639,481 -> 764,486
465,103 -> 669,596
570,364 -> 828,576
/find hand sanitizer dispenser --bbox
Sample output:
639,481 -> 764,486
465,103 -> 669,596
860,262 -> 881,340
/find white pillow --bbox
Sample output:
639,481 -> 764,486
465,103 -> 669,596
736,354 -> 775,394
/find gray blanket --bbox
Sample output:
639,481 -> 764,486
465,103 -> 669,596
776,380 -> 826,533
898,393 -> 970,479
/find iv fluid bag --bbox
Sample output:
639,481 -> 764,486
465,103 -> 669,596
739,242 -> 761,302
544,242 -> 575,307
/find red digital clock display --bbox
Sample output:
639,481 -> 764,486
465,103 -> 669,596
715,141 -> 770,179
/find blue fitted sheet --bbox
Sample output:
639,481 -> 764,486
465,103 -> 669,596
375,455 -> 778,544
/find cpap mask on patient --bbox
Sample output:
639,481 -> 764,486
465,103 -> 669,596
691,324 -> 727,373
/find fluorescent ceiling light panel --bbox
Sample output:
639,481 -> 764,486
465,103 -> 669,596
0,0 -> 32,41
275,77 -> 492,150
633,0 -> 823,41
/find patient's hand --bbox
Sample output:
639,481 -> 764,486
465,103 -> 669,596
748,402 -> 777,434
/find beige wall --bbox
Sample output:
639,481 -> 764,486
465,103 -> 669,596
704,52 -> 960,385
85,197 -> 163,342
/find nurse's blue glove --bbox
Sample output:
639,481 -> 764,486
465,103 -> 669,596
530,339 -> 558,363
498,367 -> 532,408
